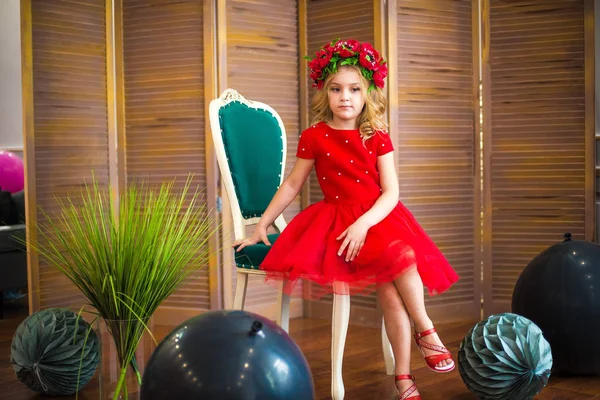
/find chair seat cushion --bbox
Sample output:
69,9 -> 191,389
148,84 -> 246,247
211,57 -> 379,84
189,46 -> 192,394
234,233 -> 279,270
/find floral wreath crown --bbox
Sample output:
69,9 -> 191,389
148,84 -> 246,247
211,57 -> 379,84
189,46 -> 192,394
305,39 -> 388,91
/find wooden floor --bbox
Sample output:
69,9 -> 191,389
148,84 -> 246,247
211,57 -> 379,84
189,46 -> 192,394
2,299 -> 600,399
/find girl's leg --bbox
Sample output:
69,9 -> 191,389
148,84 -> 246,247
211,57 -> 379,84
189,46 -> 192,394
393,265 -> 452,369
377,282 -> 419,396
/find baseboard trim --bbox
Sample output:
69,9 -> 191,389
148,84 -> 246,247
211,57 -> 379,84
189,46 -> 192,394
305,300 -> 481,328
154,298 -> 304,327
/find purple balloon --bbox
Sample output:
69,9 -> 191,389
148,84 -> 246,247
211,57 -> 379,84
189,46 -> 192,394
0,151 -> 25,193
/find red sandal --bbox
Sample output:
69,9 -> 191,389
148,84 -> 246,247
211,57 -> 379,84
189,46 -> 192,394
414,327 -> 455,373
395,375 -> 421,400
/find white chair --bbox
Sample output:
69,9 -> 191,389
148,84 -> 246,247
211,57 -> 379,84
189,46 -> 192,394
209,88 -> 291,331
209,88 -> 395,400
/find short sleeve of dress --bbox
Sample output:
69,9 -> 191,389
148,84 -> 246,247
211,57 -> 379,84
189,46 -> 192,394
296,129 -> 315,159
376,131 -> 394,156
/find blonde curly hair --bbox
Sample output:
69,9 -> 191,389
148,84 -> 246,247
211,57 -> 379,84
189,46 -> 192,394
310,65 -> 388,140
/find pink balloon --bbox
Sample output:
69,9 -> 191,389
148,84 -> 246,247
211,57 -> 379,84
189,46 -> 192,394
0,151 -> 25,193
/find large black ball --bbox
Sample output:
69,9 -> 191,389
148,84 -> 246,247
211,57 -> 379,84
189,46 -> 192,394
140,310 -> 315,400
512,233 -> 600,375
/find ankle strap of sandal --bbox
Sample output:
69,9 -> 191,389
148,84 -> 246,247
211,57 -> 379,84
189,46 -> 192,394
414,327 -> 437,339
395,374 -> 416,382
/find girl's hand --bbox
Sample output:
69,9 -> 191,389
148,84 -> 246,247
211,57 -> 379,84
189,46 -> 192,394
337,220 -> 370,262
233,225 -> 271,252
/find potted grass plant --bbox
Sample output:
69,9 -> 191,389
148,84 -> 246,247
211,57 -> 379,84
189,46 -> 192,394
29,176 -> 218,399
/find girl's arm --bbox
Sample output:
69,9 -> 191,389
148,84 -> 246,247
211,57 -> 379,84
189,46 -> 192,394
357,152 -> 399,227
233,157 -> 315,251
337,152 -> 399,261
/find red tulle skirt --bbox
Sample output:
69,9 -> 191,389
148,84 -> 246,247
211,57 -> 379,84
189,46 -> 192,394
260,199 -> 459,299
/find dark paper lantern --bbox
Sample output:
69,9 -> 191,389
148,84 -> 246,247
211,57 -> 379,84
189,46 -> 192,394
10,308 -> 100,396
458,313 -> 552,400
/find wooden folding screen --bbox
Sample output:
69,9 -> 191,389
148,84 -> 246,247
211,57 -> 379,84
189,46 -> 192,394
22,0 -> 220,325
21,0 -> 596,325
390,0 -> 481,321
22,0 -> 111,311
482,0 -> 595,315
120,0 -> 218,325
22,0 -> 302,322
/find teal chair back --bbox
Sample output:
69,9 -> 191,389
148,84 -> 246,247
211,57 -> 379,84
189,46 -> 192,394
217,100 -> 285,219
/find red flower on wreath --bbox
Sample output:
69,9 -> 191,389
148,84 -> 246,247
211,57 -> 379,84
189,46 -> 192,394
322,41 -> 335,54
359,42 -> 381,71
333,39 -> 360,58
373,61 -> 387,89
310,69 -> 322,81
315,48 -> 333,68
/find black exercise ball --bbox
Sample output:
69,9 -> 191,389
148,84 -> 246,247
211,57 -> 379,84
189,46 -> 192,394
512,233 -> 600,375
140,310 -> 315,400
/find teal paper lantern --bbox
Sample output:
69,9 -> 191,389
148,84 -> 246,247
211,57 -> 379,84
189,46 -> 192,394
10,308 -> 100,396
458,313 -> 552,400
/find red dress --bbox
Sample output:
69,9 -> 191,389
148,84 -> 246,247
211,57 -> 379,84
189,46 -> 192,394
261,122 -> 459,298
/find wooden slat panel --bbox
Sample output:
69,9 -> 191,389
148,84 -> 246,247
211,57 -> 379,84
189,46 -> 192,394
304,0 -> 378,320
225,0 -> 302,311
396,0 -> 479,317
30,0 -> 110,309
122,0 -> 209,310
485,0 -> 588,314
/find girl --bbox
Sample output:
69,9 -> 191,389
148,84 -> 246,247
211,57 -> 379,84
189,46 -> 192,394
233,39 -> 459,399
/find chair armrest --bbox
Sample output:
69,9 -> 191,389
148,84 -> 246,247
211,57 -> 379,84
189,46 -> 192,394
0,224 -> 26,252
